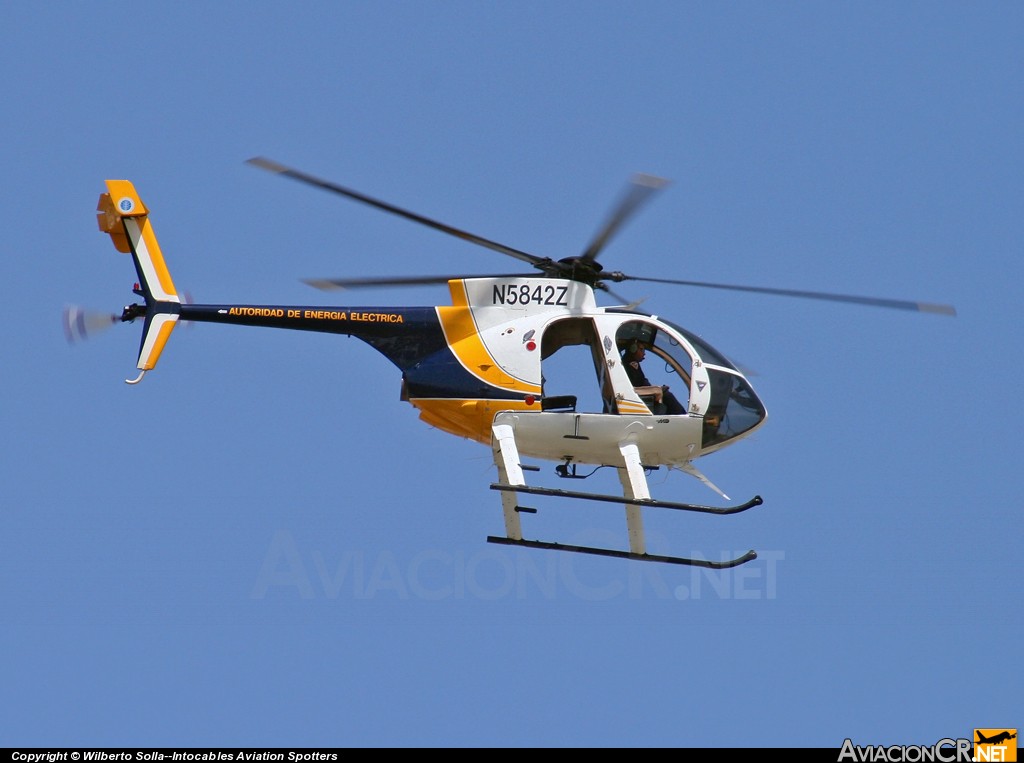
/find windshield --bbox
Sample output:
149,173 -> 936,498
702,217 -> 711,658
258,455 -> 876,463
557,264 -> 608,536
610,315 -> 766,445
660,319 -> 738,371
701,368 -> 766,448
655,318 -> 765,447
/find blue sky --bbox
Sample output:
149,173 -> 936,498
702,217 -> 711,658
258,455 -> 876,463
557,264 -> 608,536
2,1 -> 1020,748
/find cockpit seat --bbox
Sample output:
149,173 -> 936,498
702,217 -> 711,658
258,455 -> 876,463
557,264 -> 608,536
541,394 -> 577,412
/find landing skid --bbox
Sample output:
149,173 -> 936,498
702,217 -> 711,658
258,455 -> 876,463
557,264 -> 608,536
488,537 -> 757,569
490,483 -> 763,515
489,420 -> 764,568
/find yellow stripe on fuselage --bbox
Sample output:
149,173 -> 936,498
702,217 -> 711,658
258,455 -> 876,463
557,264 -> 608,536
616,400 -> 653,415
410,398 -> 538,444
436,281 -> 541,395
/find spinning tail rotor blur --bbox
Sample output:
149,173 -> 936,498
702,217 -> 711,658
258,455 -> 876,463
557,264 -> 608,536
62,304 -> 119,344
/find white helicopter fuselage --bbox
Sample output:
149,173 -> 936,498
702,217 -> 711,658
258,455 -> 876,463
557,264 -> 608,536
414,276 -> 767,471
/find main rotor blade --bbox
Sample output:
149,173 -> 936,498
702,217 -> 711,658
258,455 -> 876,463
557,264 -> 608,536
594,282 -> 636,306
612,275 -> 957,316
578,173 -> 670,263
303,273 -> 527,291
247,157 -> 554,270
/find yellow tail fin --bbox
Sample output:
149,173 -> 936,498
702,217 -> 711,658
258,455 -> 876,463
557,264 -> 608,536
97,180 -> 181,382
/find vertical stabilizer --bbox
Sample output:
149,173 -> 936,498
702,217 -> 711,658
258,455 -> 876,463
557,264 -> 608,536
97,180 -> 180,383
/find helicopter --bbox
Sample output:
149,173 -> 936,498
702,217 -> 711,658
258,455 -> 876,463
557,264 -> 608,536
68,158 -> 956,569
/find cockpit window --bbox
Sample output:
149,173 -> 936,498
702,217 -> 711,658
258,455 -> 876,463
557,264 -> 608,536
661,319 -> 737,371
615,320 -> 691,414
702,368 -> 766,447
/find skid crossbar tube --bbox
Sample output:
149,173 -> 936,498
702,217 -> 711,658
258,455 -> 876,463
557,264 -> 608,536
489,484 -> 763,515
487,537 -> 757,568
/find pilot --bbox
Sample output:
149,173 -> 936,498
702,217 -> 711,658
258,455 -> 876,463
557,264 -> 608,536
622,340 -> 686,415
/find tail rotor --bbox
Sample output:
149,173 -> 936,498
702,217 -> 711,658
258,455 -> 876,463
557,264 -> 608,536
62,304 -> 120,344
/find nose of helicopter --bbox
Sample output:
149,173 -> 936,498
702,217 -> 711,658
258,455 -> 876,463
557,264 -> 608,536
700,368 -> 768,450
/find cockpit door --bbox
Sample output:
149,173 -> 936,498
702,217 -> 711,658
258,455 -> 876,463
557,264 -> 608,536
601,316 -> 708,416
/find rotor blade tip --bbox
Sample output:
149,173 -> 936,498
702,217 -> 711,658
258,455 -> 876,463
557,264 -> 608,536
919,302 -> 957,317
301,278 -> 343,291
632,173 -> 670,189
246,156 -> 286,174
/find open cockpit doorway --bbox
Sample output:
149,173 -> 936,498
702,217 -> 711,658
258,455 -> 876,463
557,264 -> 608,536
539,317 -> 615,414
